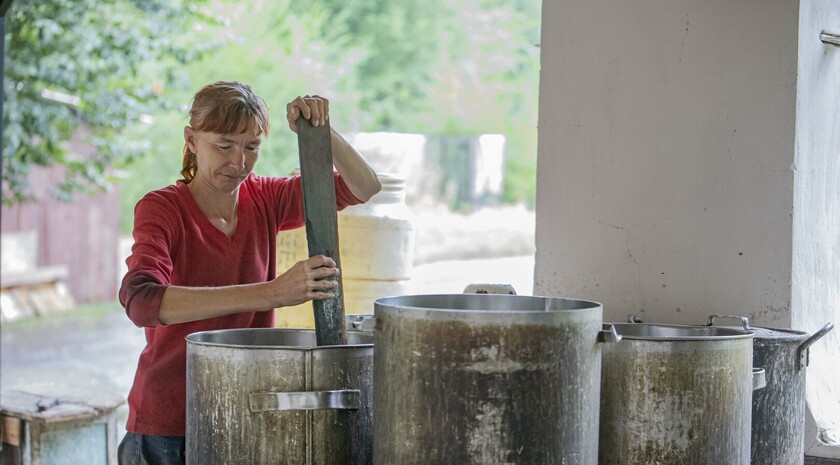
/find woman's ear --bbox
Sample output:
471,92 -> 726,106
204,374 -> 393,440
184,126 -> 198,153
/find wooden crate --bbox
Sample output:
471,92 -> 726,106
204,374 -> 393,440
0,390 -> 123,465
1,229 -> 76,322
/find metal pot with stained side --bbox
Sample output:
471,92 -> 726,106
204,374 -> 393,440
185,328 -> 373,465
707,315 -> 833,465
599,322 -> 765,465
373,293 -> 620,465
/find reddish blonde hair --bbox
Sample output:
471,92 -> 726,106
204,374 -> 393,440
181,81 -> 270,183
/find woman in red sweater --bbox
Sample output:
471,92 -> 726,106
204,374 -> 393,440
117,81 -> 381,465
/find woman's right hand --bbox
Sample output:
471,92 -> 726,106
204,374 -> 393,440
286,95 -> 329,133
271,255 -> 339,307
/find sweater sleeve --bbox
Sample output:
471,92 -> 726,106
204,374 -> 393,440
119,193 -> 178,328
334,172 -> 364,210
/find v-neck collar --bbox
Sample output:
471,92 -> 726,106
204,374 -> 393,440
177,180 -> 249,243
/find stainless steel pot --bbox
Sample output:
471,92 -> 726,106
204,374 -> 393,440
708,315 -> 834,465
185,329 -> 373,465
373,294 -> 618,465
599,323 -> 762,465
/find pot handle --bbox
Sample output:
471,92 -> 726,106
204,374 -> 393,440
462,283 -> 517,295
752,368 -> 767,391
597,324 -> 622,343
795,322 -> 834,371
249,390 -> 361,412
707,314 -> 752,331
346,314 -> 375,331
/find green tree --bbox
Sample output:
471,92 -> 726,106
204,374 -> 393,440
115,0 -> 365,232
292,0 -> 453,131
426,0 -> 541,206
116,0 -> 542,230
294,0 -> 541,205
2,0 -> 221,204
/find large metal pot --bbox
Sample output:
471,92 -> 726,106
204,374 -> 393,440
708,315 -> 834,465
185,329 -> 373,465
373,294 -> 618,465
599,323 -> 763,465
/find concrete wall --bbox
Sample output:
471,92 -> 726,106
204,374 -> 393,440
535,0 -> 798,327
535,0 -> 840,456
792,1 -> 840,455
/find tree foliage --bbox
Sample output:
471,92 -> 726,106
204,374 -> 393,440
291,0 -> 452,130
4,0 -> 542,211
2,0 -> 221,203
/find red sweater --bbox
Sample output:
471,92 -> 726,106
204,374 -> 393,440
119,172 -> 360,436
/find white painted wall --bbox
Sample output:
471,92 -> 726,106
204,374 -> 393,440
792,1 -> 840,456
535,0 -> 840,456
535,0 -> 798,326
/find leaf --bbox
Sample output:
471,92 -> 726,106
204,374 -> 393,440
2,0 -> 220,203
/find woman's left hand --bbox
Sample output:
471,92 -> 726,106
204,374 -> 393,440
287,95 -> 329,133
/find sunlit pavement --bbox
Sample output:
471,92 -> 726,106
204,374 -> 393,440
406,254 -> 535,295
0,254 -> 535,436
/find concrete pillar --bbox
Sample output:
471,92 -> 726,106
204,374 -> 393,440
535,0 -> 840,457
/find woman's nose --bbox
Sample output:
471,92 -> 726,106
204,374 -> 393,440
229,147 -> 246,170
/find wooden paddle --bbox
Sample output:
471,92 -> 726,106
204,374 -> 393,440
296,115 -> 347,346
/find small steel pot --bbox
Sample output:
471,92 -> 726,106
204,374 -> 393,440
599,323 -> 762,465
707,315 -> 834,465
185,329 -> 373,465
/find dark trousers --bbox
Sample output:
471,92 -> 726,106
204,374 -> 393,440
118,432 -> 186,465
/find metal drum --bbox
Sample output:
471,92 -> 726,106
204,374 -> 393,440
373,294 -> 617,465
599,323 -> 762,465
707,316 -> 834,465
185,329 -> 373,465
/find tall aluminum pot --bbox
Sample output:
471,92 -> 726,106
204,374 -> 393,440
599,323 -> 763,465
185,329 -> 373,465
708,315 -> 834,465
373,294 -> 618,465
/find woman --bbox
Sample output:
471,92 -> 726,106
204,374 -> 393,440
117,81 -> 381,465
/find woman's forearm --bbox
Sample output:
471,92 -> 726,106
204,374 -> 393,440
156,255 -> 340,325
330,128 -> 381,202
158,282 -> 276,325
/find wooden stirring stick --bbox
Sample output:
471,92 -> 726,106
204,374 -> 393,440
296,115 -> 347,346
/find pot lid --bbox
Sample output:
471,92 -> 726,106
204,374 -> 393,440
745,326 -> 809,342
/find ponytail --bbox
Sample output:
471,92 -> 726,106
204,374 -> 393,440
181,145 -> 197,183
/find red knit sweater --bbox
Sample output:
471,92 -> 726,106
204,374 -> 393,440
119,172 -> 360,436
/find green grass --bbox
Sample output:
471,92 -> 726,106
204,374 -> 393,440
0,300 -> 124,333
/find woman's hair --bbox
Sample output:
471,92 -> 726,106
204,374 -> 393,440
181,81 -> 270,183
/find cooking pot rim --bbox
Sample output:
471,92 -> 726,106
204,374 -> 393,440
374,294 -> 603,314
185,328 -> 373,349
743,326 -> 809,342
607,322 -> 754,340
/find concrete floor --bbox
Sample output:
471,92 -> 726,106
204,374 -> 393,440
0,254 -> 535,438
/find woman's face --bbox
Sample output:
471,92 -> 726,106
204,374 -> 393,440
185,127 -> 262,193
